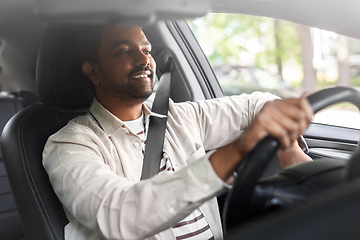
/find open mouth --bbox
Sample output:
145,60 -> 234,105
131,70 -> 153,80
132,74 -> 151,79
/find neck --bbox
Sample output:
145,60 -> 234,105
96,95 -> 143,121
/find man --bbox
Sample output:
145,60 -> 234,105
43,24 -> 313,240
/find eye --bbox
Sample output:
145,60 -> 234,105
143,50 -> 152,55
115,48 -> 130,55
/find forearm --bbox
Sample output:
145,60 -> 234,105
209,140 -> 242,182
209,95 -> 313,181
277,140 -> 312,168
181,92 -> 279,151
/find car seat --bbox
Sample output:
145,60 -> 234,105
1,24 -> 94,240
0,95 -> 26,239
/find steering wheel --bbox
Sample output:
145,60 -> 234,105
223,87 -> 360,233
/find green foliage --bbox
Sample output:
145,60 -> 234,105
275,21 -> 302,63
188,14 -> 263,65
187,13 -> 301,70
351,75 -> 360,86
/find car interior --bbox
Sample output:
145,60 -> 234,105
2,0 -> 360,239
0,89 -> 29,239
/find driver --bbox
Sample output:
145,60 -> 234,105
42,23 -> 313,240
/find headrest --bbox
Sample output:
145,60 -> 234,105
36,24 -> 94,106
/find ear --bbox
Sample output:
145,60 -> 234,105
82,61 -> 100,85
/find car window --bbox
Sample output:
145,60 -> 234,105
188,13 -> 360,129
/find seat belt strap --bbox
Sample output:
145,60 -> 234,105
141,62 -> 172,180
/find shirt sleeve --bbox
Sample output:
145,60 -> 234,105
43,128 -> 226,240
175,91 -> 280,151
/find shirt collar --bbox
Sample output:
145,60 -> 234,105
89,98 -> 167,136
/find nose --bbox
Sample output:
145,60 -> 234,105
135,50 -> 150,67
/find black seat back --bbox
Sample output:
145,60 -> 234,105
1,24 -> 94,240
0,97 -> 25,239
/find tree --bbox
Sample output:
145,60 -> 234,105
293,23 -> 317,92
336,35 -> 350,87
188,14 -> 264,65
274,19 -> 283,79
188,14 -> 303,88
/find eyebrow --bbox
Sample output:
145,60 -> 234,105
111,40 -> 151,50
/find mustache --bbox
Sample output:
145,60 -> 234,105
128,66 -> 154,78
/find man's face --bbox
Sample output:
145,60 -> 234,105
94,25 -> 156,103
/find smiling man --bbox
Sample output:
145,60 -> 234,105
82,26 -> 156,120
42,24 -> 313,240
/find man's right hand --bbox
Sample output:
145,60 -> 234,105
209,94 -> 313,182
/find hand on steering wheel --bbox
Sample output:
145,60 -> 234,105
210,93 -> 313,182
242,94 -> 313,152
223,87 -> 360,233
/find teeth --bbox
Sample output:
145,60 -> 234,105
132,74 -> 149,78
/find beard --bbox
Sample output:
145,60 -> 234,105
99,66 -> 155,104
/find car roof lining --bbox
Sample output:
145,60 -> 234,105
213,0 -> 360,40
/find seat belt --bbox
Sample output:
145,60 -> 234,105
141,57 -> 172,180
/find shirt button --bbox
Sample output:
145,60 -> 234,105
134,142 -> 140,147
169,207 -> 175,214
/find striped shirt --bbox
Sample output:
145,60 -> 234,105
124,113 -> 214,240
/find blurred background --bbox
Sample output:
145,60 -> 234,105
188,13 -> 360,129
